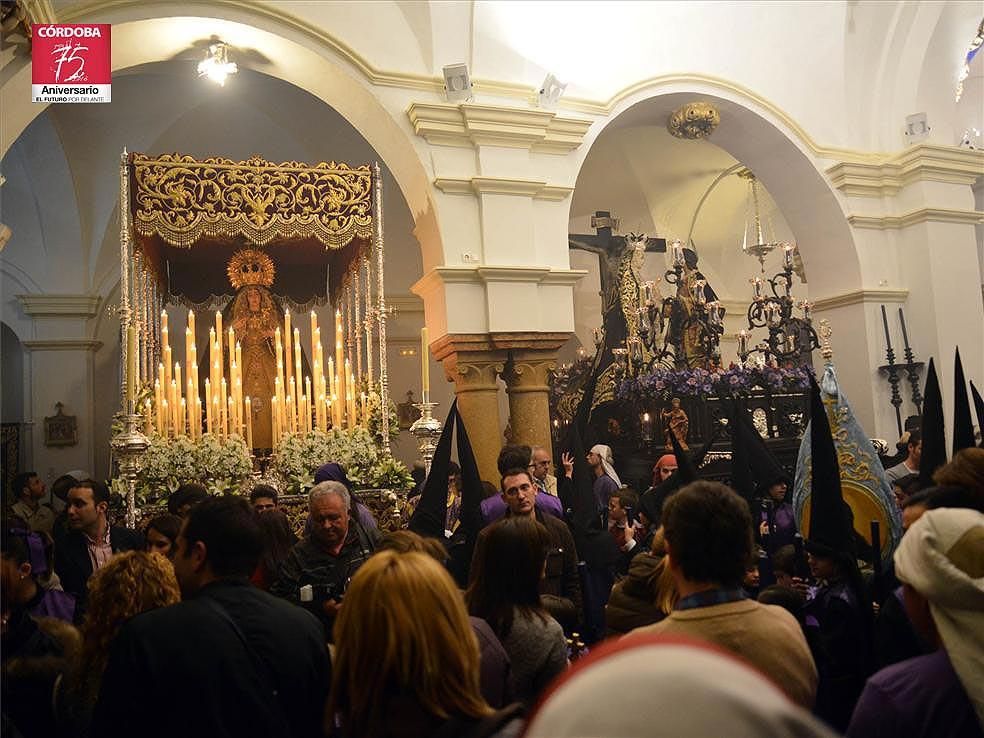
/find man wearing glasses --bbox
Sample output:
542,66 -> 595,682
529,446 -> 558,496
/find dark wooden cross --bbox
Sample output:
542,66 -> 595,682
568,211 -> 666,368
568,211 -> 666,304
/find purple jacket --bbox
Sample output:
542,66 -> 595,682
481,492 -> 563,526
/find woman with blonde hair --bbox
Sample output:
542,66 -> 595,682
329,550 -> 519,738
56,551 -> 180,737
605,527 -> 678,635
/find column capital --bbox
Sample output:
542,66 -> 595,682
431,331 -> 570,359
502,350 -> 559,394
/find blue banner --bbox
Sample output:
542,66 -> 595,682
793,364 -> 902,565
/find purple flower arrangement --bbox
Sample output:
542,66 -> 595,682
616,364 -> 813,402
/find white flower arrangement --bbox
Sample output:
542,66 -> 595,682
271,427 -> 412,494
137,433 -> 252,502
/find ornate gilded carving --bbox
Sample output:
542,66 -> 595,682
227,248 -> 275,289
130,153 -> 373,249
667,102 -> 721,140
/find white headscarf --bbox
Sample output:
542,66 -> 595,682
894,507 -> 984,728
524,634 -> 837,738
589,444 -> 622,488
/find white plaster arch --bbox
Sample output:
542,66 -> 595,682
0,11 -> 444,267
569,80 -> 862,303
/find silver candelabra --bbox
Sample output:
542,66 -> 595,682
409,401 -> 442,476
111,411 -> 149,528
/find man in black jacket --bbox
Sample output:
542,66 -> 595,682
271,481 -> 378,639
53,479 -> 141,622
92,496 -> 330,738
479,467 -> 582,632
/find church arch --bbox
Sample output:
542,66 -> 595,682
1,10 -> 444,269
570,81 -> 862,303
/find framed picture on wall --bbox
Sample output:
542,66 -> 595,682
44,403 -> 78,447
397,390 -> 422,430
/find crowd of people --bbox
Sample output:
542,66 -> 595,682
2,417 -> 983,737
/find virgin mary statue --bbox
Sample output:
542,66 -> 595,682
224,249 -> 281,450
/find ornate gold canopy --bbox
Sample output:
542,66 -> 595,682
126,152 -> 376,307
130,153 -> 373,249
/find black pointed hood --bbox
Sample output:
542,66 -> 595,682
728,400 -> 755,503
560,354 -> 620,568
446,407 -> 484,586
971,381 -> 984,448
804,375 -> 855,560
407,401 -> 456,540
953,348 -> 975,454
919,358 -> 947,486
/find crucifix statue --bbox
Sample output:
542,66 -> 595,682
569,211 -> 666,405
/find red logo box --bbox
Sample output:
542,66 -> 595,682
32,24 -> 111,103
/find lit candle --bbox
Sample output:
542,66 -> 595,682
420,326 -> 430,402
215,314 -> 224,410
235,376 -> 243,434
187,377 -> 195,437
161,398 -> 169,437
227,396 -> 235,437
179,398 -> 187,436
305,376 -> 313,432
751,277 -> 764,300
287,388 -> 296,435
293,328 -> 302,418
169,380 -> 177,435
161,309 -> 169,335
187,309 -> 195,341
144,399 -> 153,435
288,378 -> 296,433
334,309 -> 345,420
163,343 -> 172,390
310,310 -> 318,364
671,240 -> 684,267
213,396 -> 220,438
272,395 -> 280,444
327,357 -> 335,417
245,396 -> 253,449
284,310 -> 293,393
205,379 -> 213,434
220,377 -> 228,436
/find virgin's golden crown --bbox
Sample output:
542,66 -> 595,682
227,249 -> 275,289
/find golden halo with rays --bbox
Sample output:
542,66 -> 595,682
226,248 -> 275,290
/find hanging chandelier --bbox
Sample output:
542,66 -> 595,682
197,41 -> 238,86
737,170 -> 789,272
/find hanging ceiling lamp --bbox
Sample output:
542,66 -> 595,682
737,169 -> 790,272
197,41 -> 238,86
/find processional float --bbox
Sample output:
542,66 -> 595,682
112,150 -> 392,526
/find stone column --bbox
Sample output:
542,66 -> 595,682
500,336 -> 568,455
431,335 -> 506,483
